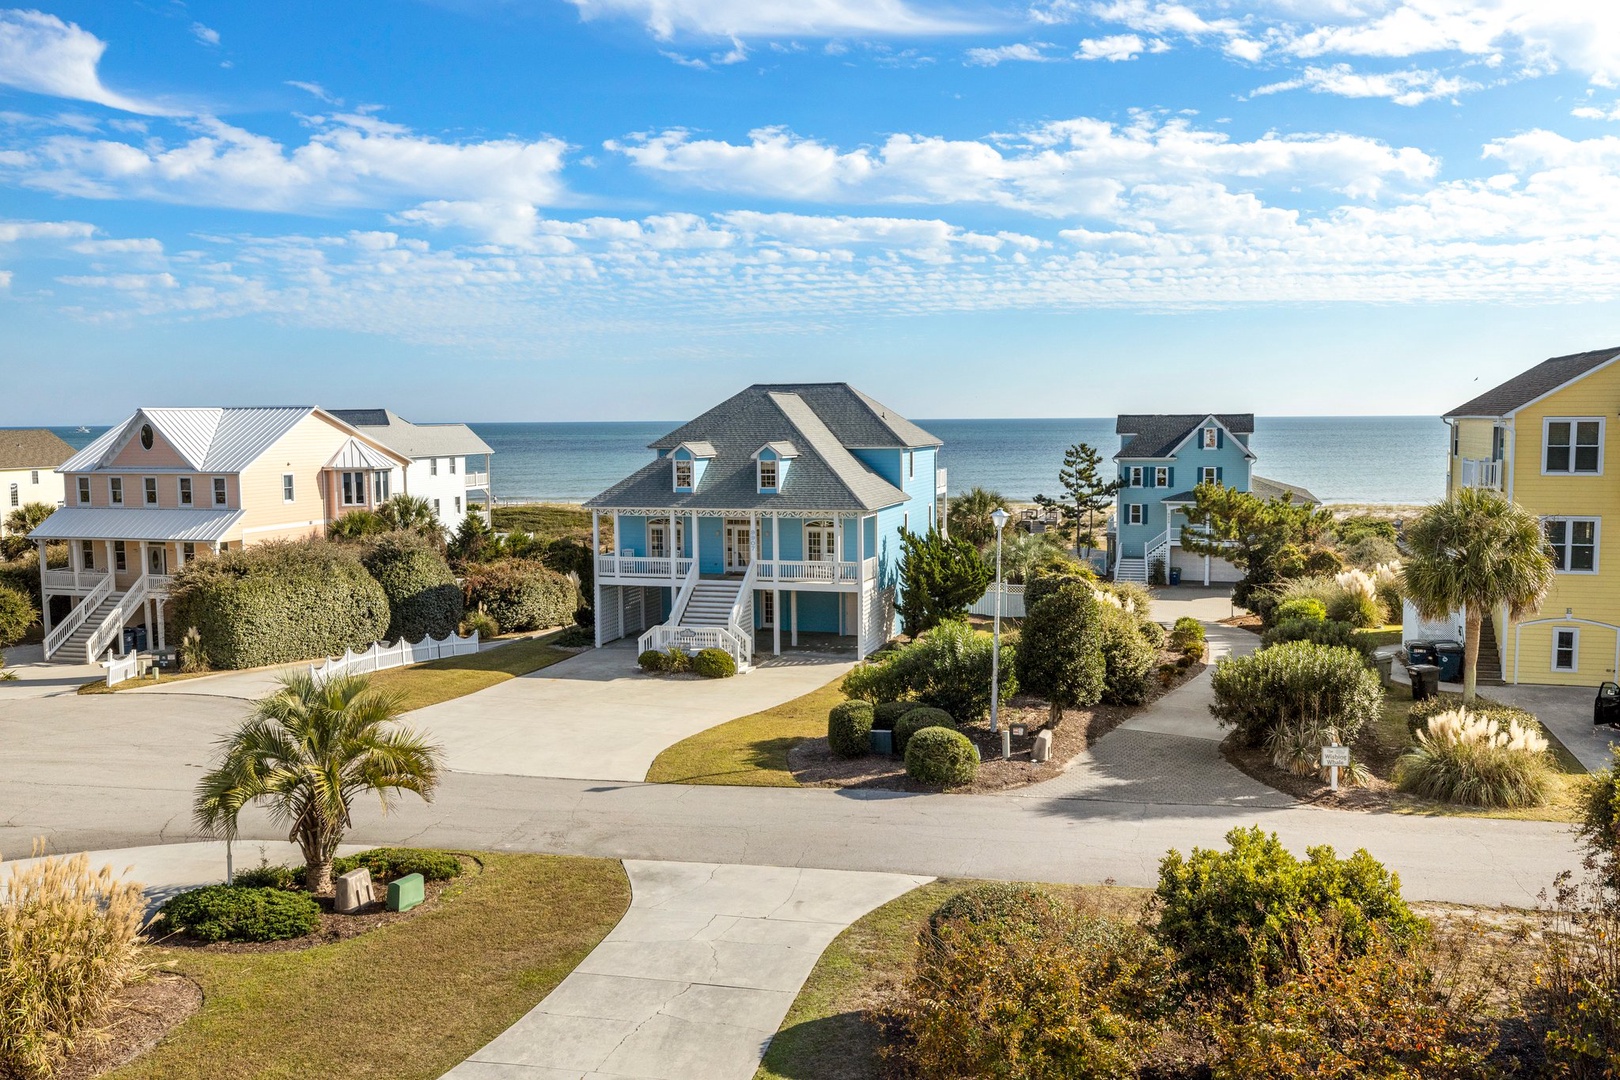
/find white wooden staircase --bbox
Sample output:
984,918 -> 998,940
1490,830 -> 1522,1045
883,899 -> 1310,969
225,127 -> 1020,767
638,566 -> 757,671
681,578 -> 745,626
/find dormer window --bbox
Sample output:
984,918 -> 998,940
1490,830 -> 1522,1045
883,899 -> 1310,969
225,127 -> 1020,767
674,460 -> 694,490
759,459 -> 778,491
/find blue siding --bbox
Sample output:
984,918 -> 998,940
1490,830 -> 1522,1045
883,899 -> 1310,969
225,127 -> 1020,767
616,516 -> 648,556
698,516 -> 724,574
1114,421 -> 1254,559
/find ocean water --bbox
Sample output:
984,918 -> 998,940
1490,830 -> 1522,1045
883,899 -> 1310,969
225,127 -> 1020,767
29,416 -> 1448,506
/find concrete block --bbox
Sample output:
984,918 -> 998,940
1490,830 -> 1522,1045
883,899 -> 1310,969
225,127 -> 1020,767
1032,729 -> 1053,764
334,867 -> 374,914
387,872 -> 425,912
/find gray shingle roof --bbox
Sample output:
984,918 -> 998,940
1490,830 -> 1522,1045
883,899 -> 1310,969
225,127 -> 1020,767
651,384 -> 940,451
1250,474 -> 1319,505
1444,347 -> 1620,418
328,409 -> 492,459
0,429 -> 75,471
1115,414 -> 1255,459
587,385 -> 916,512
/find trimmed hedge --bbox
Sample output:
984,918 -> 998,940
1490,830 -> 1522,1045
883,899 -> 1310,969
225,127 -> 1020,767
690,647 -> 737,678
639,649 -> 670,672
927,882 -> 1066,940
894,706 -> 956,755
873,700 -> 920,731
332,847 -> 462,883
1274,598 -> 1327,624
828,700 -> 875,757
1099,604 -> 1156,706
231,863 -> 300,890
0,582 -> 37,648
905,726 -> 978,786
169,540 -> 390,670
156,884 -> 321,943
361,531 -> 464,643
1170,616 -> 1206,659
461,559 -> 579,633
1210,641 -> 1382,751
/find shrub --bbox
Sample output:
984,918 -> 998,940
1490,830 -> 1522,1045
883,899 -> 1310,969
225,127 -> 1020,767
926,882 -> 1068,940
1395,708 -> 1553,809
554,625 -> 593,647
1016,576 -> 1105,726
0,582 -> 38,648
460,608 -> 500,640
461,559 -> 579,633
666,647 -> 691,673
841,621 -> 1014,722
1328,588 -> 1382,628
895,901 -> 1172,1080
156,884 -> 321,943
539,536 -> 594,599
1576,747 -> 1620,894
905,726 -> 978,786
894,706 -> 956,755
1260,617 -> 1375,663
1339,533 -> 1401,571
232,862 -> 299,890
328,509 -> 390,541
0,550 -> 47,611
331,847 -> 462,883
1170,615 -> 1206,659
827,700 -> 874,758
1108,579 -> 1153,621
1274,597 -> 1327,624
169,539 -> 390,669
1210,641 -> 1383,761
361,531 -> 464,643
1406,692 -> 1536,738
1099,603 -> 1156,706
690,647 -> 736,679
638,649 -> 669,673
0,850 -> 146,1080
178,626 -> 209,673
1139,618 -> 1166,649
1540,872 -> 1620,1076
1154,826 -> 1425,994
1209,925 -> 1494,1080
872,700 -> 919,730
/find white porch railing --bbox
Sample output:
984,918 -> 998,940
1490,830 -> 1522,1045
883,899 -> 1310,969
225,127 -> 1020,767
42,572 -> 114,659
102,652 -> 140,688
666,560 -> 702,625
86,579 -> 149,664
969,583 -> 1026,618
637,623 -> 750,664
310,630 -> 481,683
1460,458 -> 1502,490
42,569 -> 109,593
146,573 -> 174,598
757,559 -> 861,585
936,467 -> 948,496
464,471 -> 490,489
598,555 -> 696,579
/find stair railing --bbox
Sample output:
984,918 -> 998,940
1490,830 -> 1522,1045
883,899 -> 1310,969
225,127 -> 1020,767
666,560 -> 701,625
42,573 -> 114,659
85,578 -> 148,664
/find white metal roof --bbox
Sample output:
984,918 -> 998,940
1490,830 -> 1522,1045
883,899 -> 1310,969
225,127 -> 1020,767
326,437 -> 398,470
60,407 -> 317,474
30,507 -> 246,542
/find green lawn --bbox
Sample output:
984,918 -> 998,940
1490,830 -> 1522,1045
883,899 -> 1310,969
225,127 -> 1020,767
755,879 -> 1147,1080
115,853 -> 629,1080
366,634 -> 573,711
1355,624 -> 1403,649
491,503 -> 596,543
645,675 -> 848,787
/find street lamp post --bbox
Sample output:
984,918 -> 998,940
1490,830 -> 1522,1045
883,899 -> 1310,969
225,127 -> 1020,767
990,508 -> 1009,754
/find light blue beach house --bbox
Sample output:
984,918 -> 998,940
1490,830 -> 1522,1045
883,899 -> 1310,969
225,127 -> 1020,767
1109,414 -> 1315,585
585,384 -> 945,669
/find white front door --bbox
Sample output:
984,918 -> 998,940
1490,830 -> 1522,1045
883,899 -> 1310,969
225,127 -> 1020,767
725,520 -> 752,572
147,545 -> 167,575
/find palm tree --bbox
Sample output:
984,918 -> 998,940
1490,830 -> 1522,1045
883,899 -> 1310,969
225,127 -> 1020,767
947,486 -> 1010,550
380,495 -> 447,547
1,501 -> 54,558
1402,488 -> 1555,703
194,672 -> 444,894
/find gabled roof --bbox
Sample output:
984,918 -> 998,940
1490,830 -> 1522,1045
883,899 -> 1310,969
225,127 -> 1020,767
0,429 -> 75,471
753,441 -> 799,459
587,385 -> 916,512
60,407 -> 408,475
1250,475 -> 1319,505
326,437 -> 397,470
328,408 -> 492,459
1444,347 -> 1620,419
1115,414 -> 1255,459
673,441 -> 717,458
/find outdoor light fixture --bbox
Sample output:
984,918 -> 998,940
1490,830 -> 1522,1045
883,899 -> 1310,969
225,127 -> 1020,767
990,507 -> 1010,753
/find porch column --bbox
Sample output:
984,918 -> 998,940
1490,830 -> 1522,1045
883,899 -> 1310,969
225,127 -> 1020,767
486,452 -> 494,526
105,540 -> 115,585
670,512 -> 677,585
772,513 -> 781,657
790,590 -> 798,647
36,538 -> 51,639
139,541 -> 150,651
1203,554 -> 1210,587
610,513 -> 620,558
71,539 -> 80,590
692,513 -> 700,573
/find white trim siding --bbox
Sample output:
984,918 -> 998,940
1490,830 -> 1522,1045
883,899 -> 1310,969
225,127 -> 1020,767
1545,516 -> 1600,574
1541,416 -> 1605,475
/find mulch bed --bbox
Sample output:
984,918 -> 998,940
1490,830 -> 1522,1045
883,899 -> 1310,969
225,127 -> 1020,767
789,649 -> 1208,793
56,972 -> 202,1080
1220,699 -> 1415,811
148,854 -> 480,954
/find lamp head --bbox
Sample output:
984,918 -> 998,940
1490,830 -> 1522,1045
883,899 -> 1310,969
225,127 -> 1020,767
991,508 -> 1009,531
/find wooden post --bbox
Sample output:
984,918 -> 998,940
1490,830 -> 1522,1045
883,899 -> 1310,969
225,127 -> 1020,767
591,511 -> 601,649
790,589 -> 798,647
36,538 -> 51,639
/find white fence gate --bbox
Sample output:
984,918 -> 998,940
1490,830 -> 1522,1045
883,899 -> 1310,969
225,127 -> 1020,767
970,584 -> 1026,618
309,630 -> 481,682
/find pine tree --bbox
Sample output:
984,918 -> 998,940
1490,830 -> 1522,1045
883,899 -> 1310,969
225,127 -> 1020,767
1034,442 -> 1120,561
897,528 -> 993,636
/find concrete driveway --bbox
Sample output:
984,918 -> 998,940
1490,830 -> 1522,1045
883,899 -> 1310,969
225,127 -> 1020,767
409,644 -> 853,783
1146,585 -> 1240,625
1489,682 -> 1620,772
0,644 -> 103,700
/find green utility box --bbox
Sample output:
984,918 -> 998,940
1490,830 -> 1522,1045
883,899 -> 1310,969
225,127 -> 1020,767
387,872 -> 425,912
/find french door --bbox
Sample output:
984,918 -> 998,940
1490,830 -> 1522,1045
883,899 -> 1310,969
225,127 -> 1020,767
725,519 -> 752,572
805,519 -> 837,562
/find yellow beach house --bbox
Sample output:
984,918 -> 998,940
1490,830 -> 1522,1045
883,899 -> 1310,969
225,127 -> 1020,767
1444,346 -> 1620,686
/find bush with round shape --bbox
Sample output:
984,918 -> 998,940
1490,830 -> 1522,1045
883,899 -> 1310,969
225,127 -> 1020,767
872,700 -> 919,731
331,847 -> 462,883
461,558 -> 580,633
0,582 -> 38,648
361,530 -> 464,643
1328,588 -> 1382,628
1169,615 -> 1207,658
156,884 -> 321,943
927,882 -> 1067,940
893,706 -> 955,755
1274,597 -> 1327,624
460,609 -> 499,640
1099,603 -> 1156,706
905,726 -> 978,786
827,700 -> 875,758
1016,576 -> 1105,727
690,647 -> 736,679
231,862 -> 300,890
1577,747 -> 1620,894
1395,708 -> 1553,809
638,649 -> 669,673
896,900 -> 1173,1080
1260,617 -> 1374,663
1154,825 -> 1424,995
1138,618 -> 1166,649
169,539 -> 390,670
1210,641 -> 1382,754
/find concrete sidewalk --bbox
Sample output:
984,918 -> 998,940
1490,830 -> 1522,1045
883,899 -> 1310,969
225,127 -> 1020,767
445,861 -> 928,1080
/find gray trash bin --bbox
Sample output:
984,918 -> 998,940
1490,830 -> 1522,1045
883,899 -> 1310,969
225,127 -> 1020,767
1408,664 -> 1441,702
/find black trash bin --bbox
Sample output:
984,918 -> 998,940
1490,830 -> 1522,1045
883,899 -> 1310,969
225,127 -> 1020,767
1409,663 -> 1441,701
1432,640 -> 1464,683
1597,682 -> 1620,728
1406,641 -> 1438,668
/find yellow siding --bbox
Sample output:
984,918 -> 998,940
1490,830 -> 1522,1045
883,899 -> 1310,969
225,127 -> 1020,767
1447,419 -> 1496,495
1502,355 -> 1620,685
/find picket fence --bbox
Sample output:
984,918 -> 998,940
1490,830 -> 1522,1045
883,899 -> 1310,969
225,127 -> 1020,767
969,583 -> 1026,619
102,652 -> 141,688
310,630 -> 481,682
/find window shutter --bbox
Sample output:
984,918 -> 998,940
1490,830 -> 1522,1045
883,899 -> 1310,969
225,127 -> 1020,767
1217,467 -> 1224,483
1216,429 -> 1224,449
1167,467 -> 1174,488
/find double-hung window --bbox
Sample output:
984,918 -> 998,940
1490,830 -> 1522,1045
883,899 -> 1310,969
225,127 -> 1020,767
1202,427 -> 1218,449
178,477 -> 192,505
1155,466 -> 1170,487
213,478 -> 227,506
143,477 -> 158,506
1545,517 -> 1599,573
109,478 -> 123,505
1129,466 -> 1143,487
1544,418 -> 1603,474
77,477 -> 90,504
429,458 -> 438,476
373,471 -> 389,503
114,541 -> 126,572
454,496 -> 461,512
7,483 -> 15,508
81,540 -> 94,570
433,498 -> 441,515
674,460 -> 693,490
1554,628 -> 1579,672
449,458 -> 456,474
29,470 -> 38,484
1127,504 -> 1144,525
1199,466 -> 1219,485
758,459 -> 778,490
282,474 -> 295,503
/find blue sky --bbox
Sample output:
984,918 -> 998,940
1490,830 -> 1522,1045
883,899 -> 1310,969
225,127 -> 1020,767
5,0 -> 1620,423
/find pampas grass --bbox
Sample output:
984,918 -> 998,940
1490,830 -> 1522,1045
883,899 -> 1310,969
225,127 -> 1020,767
1396,708 -> 1554,809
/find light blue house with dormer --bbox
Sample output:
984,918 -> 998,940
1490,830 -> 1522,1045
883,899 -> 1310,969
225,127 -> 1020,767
1108,414 -> 1315,584
585,383 -> 945,668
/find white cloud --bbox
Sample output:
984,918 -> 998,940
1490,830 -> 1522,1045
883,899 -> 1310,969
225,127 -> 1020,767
562,0 -> 987,40
1077,33 -> 1146,60
287,80 -> 339,104
1251,63 -> 1477,105
1573,100 -> 1620,121
0,9 -> 168,114
1087,1 -> 1265,61
190,22 -> 220,47
0,219 -> 93,242
965,42 -> 1053,65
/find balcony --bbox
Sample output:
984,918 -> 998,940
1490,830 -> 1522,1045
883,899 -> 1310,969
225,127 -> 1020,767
756,557 -> 876,588
1459,458 -> 1502,490
598,555 -> 694,581
936,467 -> 948,496
464,471 -> 490,489
41,569 -> 109,595
598,555 -> 876,590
